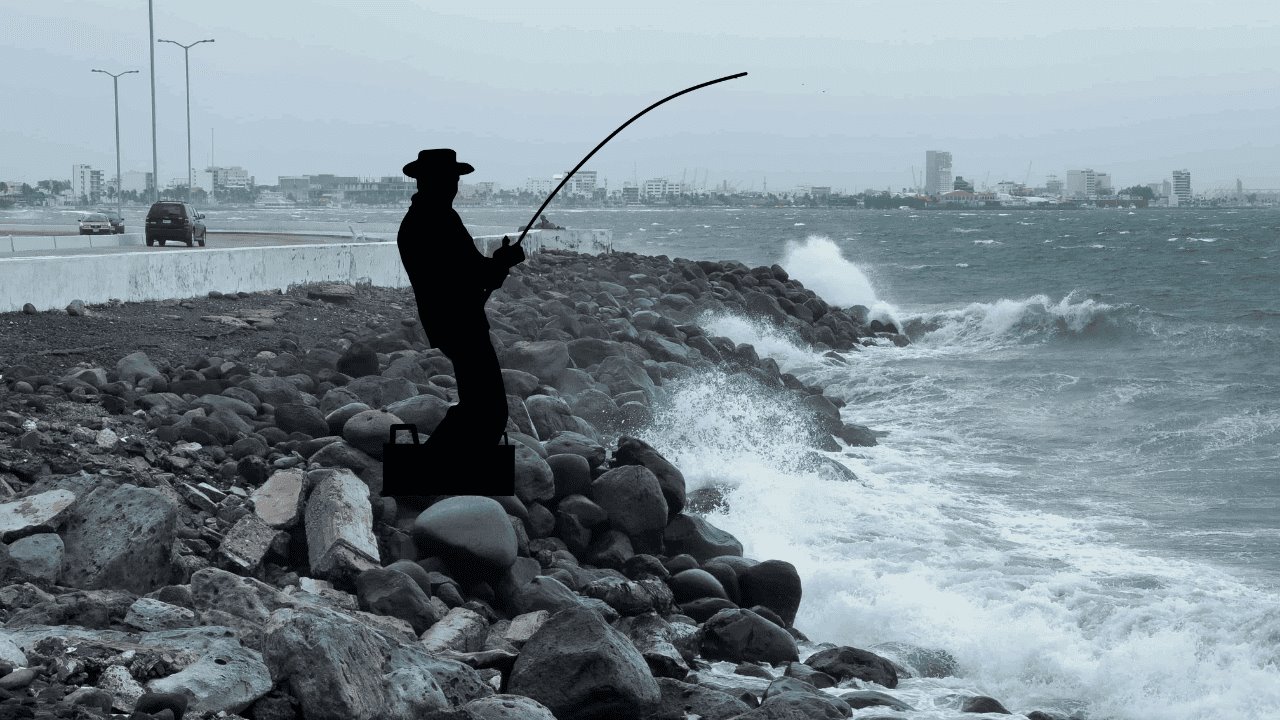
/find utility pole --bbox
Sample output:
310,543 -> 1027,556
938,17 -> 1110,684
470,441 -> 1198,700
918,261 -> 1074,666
158,37 -> 215,202
148,0 -> 157,203
91,68 -> 138,219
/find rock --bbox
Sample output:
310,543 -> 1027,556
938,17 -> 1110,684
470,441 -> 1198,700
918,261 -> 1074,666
803,646 -> 898,688
324,401 -> 372,436
146,640 -> 272,715
593,355 -> 659,403
5,533 -> 63,582
834,423 -> 877,447
220,513 -> 282,572
524,394 -> 580,440
273,403 -> 329,438
588,466 -> 667,551
0,667 -> 36,690
124,598 -> 199,632
679,597 -> 738,623
98,663 -> 145,710
0,489 -> 76,542
962,695 -> 1011,714
653,678 -> 753,720
304,469 -> 380,579
385,395 -> 451,434
513,445 -> 555,505
345,375 -> 418,409
420,607 -> 488,653
613,437 -> 686,517
385,559 -> 433,594
343,409 -> 404,459
503,610 -> 550,646
700,608 -> 798,665
21,302 -> 36,314
310,439 -> 377,473
612,613 -> 690,678
783,661 -> 835,688
414,497 -> 518,578
508,576 -> 584,617
134,693 -> 188,720
0,636 -> 27,668
837,690 -> 914,712
251,468 -> 307,529
240,376 -> 306,408
463,694 -> 558,720
508,605 -> 660,720
543,432 -> 606,468
546,453 -> 592,499
499,340 -> 572,386
663,513 -> 743,562
356,568 -> 443,634
668,568 -> 730,603
337,340 -> 379,377
66,299 -> 86,315
738,692 -> 849,719
60,483 -> 177,593
739,560 -> 802,626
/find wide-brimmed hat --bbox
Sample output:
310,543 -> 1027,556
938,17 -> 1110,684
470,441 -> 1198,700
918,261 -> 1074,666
402,148 -> 474,179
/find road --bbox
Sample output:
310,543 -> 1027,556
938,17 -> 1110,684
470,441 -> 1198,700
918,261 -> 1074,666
0,231 -> 372,258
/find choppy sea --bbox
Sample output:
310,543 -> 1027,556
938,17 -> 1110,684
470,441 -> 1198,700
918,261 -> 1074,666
7,204 -> 1278,718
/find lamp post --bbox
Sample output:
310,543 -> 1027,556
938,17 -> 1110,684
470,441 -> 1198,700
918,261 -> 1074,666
148,0 -> 157,203
91,68 -> 138,219
157,37 -> 214,202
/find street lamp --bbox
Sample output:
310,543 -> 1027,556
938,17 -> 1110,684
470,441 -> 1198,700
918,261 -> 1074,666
157,37 -> 214,202
91,68 -> 138,219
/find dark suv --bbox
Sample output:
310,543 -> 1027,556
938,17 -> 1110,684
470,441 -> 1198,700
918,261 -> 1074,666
145,201 -> 207,247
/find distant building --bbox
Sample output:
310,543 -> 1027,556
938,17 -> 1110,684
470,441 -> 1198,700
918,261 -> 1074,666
566,170 -> 597,197
925,150 -> 953,196
1066,169 -> 1106,200
72,164 -> 103,204
1045,175 -> 1063,196
202,166 -> 254,192
809,186 -> 831,198
643,178 -> 681,198
952,176 -> 974,192
119,171 -> 153,195
1172,169 -> 1192,204
524,177 -> 554,194
620,184 -> 640,203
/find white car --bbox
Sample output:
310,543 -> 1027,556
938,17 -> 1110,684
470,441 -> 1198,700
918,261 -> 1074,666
78,213 -> 114,235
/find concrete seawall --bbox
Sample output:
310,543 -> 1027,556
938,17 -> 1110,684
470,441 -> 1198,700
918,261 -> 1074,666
0,229 -> 611,313
1,233 -> 144,254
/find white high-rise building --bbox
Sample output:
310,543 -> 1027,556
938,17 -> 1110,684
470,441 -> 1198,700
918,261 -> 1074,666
1066,169 -> 1105,200
1172,170 -> 1192,205
71,164 -> 103,204
925,150 -> 953,195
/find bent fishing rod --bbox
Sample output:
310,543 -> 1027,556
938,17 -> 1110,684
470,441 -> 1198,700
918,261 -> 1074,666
509,71 -> 748,249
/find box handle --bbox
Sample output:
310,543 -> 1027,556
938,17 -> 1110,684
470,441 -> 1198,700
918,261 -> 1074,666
388,424 -> 421,445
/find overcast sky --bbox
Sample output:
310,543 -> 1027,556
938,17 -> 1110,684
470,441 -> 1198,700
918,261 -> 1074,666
3,0 -> 1278,192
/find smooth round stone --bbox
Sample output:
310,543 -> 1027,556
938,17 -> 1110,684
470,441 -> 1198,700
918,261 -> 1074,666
414,497 -> 518,575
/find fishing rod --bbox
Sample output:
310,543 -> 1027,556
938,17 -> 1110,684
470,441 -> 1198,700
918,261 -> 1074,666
510,71 -> 748,248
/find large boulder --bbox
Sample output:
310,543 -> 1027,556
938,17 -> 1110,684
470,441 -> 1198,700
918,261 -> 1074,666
464,694 -> 558,720
251,468 -> 307,529
145,637 -> 272,715
0,489 -> 76,542
356,567 -> 443,634
117,351 -> 163,386
653,678 -> 753,720
304,469 -> 381,579
543,431 -> 607,469
739,560 -> 802,627
613,436 -> 686,517
6,533 -> 64,583
592,355 -> 658,403
499,340 -> 572,386
508,606 -> 661,719
663,514 -> 743,562
273,403 -> 329,438
700,608 -> 798,665
514,444 -> 556,505
60,483 -> 177,593
589,466 -> 667,552
524,394 -> 581,440
343,409 -> 404,459
546,453 -> 592,500
384,394 -> 451,434
803,646 -> 898,688
414,497 -> 518,577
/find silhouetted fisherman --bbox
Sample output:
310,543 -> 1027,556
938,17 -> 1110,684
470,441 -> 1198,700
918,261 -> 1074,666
397,149 -> 524,471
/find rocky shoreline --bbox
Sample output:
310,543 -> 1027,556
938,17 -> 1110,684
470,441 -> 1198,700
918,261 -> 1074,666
0,249 -> 1056,719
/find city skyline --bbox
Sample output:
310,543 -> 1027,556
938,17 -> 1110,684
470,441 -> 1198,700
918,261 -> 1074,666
4,1 -> 1279,192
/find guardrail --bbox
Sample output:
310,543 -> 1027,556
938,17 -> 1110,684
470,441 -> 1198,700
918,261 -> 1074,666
1,232 -> 144,254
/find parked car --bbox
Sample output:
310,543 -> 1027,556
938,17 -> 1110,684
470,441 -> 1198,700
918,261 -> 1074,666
144,201 -> 206,247
96,210 -> 125,233
78,213 -> 114,235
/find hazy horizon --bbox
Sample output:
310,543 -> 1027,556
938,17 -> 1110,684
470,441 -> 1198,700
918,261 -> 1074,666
4,1 -> 1279,192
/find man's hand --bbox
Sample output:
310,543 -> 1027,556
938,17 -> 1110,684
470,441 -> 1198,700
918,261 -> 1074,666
493,235 -> 526,269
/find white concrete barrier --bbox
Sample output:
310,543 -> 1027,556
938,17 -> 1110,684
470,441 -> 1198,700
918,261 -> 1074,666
1,233 -> 144,254
0,229 -> 611,313
0,242 -> 409,313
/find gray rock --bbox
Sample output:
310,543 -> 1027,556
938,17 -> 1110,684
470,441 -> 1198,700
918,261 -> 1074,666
653,677 -> 752,720
738,692 -> 849,719
274,403 -> 330,438
464,694 -> 558,720
413,497 -> 518,577
499,340 -> 572,386
613,436 -> 686,517
5,532 -> 63,582
803,645 -> 898,688
543,431 -> 606,469
669,568 -> 729,603
310,438 -> 377,473
343,409 -> 404,459
663,513 -> 744,562
962,695 -> 1011,714
345,375 -> 418,409
305,468 -> 380,579
251,468 -> 307,529
420,606 -> 488,653
546,453 -> 592,500
220,513 -> 283,572
700,608 -> 799,665
117,351 -> 164,386
384,394 -> 451,434
0,489 -> 76,542
124,597 -> 199,632
740,559 -> 802,627
503,610 -> 550,646
513,444 -> 555,505
240,376 -> 306,408
98,663 -> 145,710
589,465 -> 668,551
508,605 -> 661,720
356,567 -> 443,634
146,638 -> 272,715
524,394 -> 579,440
593,355 -> 659,403
836,690 -> 914,711
611,613 -> 690,678
509,575 -> 584,616
60,483 -> 177,593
